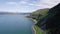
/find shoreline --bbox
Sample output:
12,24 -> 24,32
32,25 -> 36,34
30,18 -> 37,34
31,18 -> 46,34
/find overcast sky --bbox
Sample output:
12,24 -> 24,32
0,0 -> 60,13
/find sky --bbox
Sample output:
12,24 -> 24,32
0,0 -> 60,13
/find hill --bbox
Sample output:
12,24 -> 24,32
36,3 -> 60,34
29,8 -> 49,34
29,3 -> 60,34
30,8 -> 49,21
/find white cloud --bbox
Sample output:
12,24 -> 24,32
19,1 -> 27,4
39,0 -> 60,6
6,2 -> 17,5
28,0 -> 60,8
1,0 -> 60,13
19,0 -> 28,1
6,0 -> 28,5
28,3 -> 34,5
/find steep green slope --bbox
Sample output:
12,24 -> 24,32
32,8 -> 49,15
34,25 -> 43,34
45,3 -> 60,34
31,8 -> 49,21
30,8 -> 49,34
37,3 -> 60,34
30,3 -> 60,34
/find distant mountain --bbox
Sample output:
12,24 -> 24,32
19,13 -> 31,15
0,12 -> 15,14
0,12 -> 31,15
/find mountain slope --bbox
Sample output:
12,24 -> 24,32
30,8 -> 49,21
37,3 -> 60,34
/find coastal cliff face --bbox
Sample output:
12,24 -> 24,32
37,3 -> 60,34
30,3 -> 60,34
46,3 -> 60,29
46,3 -> 60,34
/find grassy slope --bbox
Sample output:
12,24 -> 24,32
32,8 -> 49,34
32,8 -> 49,15
34,25 -> 43,34
32,8 -> 49,21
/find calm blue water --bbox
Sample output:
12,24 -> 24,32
0,14 -> 34,34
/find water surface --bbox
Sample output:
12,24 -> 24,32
0,14 -> 34,34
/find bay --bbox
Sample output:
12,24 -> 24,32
0,14 -> 34,34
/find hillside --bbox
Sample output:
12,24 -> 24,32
30,3 -> 60,34
38,3 -> 60,34
32,8 -> 49,15
30,8 -> 49,21
37,3 -> 60,30
29,8 -> 49,34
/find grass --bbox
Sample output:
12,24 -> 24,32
34,25 -> 43,34
31,8 -> 49,34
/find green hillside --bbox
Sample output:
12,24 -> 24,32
29,8 -> 49,34
32,8 -> 49,15
30,3 -> 60,34
31,8 -> 49,21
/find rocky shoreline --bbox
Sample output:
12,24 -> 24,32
30,18 -> 37,34
31,18 -> 46,34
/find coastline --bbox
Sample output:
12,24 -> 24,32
30,18 -> 45,34
32,25 -> 36,34
30,18 -> 37,34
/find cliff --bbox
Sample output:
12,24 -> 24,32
37,3 -> 60,34
30,3 -> 60,34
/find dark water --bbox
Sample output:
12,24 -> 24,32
0,14 -> 34,34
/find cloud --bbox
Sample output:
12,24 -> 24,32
6,2 -> 17,5
19,1 -> 27,4
0,0 -> 60,13
39,0 -> 60,6
27,0 -> 60,8
28,3 -> 34,5
6,0 -> 28,5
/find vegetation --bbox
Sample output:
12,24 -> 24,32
32,8 -> 49,15
44,3 -> 60,34
34,25 -> 43,34
30,8 -> 49,21
29,3 -> 60,34
35,3 -> 60,34
29,8 -> 49,34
